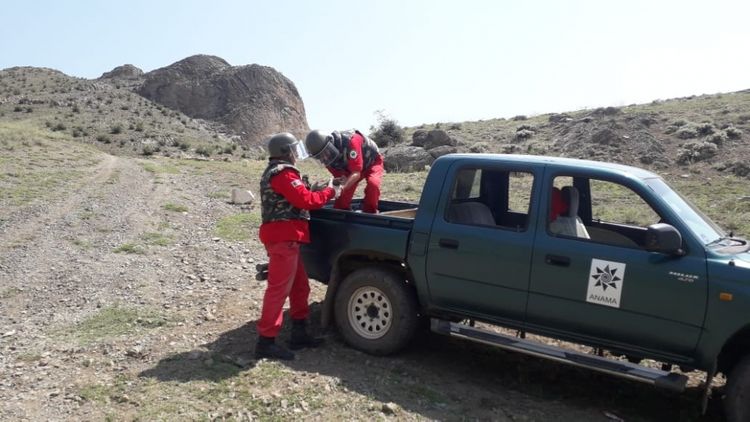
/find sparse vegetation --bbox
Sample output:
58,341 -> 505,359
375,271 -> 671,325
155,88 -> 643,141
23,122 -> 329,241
69,305 -> 167,343
214,212 -> 260,241
162,202 -> 188,212
113,243 -> 145,254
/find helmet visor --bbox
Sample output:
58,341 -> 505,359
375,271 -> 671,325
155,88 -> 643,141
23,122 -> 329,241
291,141 -> 309,161
311,140 -> 340,166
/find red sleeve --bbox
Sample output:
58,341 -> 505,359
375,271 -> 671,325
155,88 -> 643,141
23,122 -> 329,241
346,133 -> 365,173
327,167 -> 347,178
270,169 -> 334,210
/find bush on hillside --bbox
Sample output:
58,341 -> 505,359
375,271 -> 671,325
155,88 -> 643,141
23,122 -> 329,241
725,126 -> 743,140
195,146 -> 212,157
369,111 -> 405,147
675,125 -> 698,139
696,122 -> 715,136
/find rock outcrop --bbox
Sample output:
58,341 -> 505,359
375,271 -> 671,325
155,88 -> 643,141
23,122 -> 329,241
99,64 -> 144,81
137,55 -> 308,145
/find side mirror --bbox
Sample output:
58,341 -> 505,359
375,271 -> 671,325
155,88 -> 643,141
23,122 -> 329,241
645,223 -> 683,255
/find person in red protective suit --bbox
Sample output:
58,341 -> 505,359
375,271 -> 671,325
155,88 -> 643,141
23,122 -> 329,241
550,187 -> 568,221
255,132 -> 340,361
304,129 -> 384,213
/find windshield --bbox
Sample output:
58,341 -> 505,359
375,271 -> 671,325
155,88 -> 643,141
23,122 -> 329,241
644,178 -> 725,245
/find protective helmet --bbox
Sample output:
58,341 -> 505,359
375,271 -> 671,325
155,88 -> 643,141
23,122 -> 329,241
266,132 -> 308,160
305,130 -> 340,166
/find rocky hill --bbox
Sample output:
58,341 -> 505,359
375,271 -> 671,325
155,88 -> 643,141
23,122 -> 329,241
136,55 -> 308,144
0,55 -> 308,158
382,91 -> 750,180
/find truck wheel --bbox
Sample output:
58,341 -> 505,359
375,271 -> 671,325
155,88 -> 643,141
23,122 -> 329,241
334,267 -> 418,355
725,355 -> 750,422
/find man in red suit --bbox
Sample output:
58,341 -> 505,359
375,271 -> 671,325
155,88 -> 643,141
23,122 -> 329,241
304,129 -> 384,213
256,132 -> 340,360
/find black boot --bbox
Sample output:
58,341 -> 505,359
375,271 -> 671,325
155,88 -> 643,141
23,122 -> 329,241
288,319 -> 325,350
255,336 -> 294,361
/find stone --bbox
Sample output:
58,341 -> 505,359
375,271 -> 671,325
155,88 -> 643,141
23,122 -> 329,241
231,188 -> 255,205
381,402 -> 398,415
411,129 -> 429,147
413,129 -> 456,149
383,145 -> 435,173
427,145 -> 458,159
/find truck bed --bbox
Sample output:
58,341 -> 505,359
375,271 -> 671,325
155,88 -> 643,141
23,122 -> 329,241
302,200 -> 416,284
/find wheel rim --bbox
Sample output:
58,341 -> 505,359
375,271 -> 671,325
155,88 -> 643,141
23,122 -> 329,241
347,286 -> 392,339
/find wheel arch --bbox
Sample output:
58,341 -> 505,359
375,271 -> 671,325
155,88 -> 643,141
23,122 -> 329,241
718,324 -> 750,375
320,250 -> 414,328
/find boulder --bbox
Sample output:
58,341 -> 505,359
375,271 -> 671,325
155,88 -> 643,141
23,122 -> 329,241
428,145 -> 458,159
411,129 -> 429,147
231,188 -> 255,205
99,64 -> 144,80
137,55 -> 308,145
383,145 -> 434,172
412,129 -> 456,149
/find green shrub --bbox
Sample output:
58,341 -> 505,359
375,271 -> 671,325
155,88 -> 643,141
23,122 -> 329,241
707,131 -> 728,145
725,126 -> 743,139
512,115 -> 528,121
195,146 -> 212,157
369,111 -> 405,147
110,125 -> 123,134
142,145 -> 155,156
696,122 -> 715,136
52,122 -> 66,131
675,126 -> 698,139
96,134 -> 111,144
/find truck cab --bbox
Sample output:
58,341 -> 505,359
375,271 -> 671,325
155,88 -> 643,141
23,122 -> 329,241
300,154 -> 750,420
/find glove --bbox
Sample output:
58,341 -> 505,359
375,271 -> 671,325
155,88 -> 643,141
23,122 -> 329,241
327,178 -> 342,199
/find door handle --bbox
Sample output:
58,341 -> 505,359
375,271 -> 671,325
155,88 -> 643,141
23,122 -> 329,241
545,254 -> 570,267
439,238 -> 459,249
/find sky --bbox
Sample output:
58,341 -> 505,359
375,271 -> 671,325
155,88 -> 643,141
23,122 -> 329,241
2,0 -> 749,133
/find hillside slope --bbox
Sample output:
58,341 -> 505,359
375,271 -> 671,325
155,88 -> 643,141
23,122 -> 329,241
404,90 -> 750,178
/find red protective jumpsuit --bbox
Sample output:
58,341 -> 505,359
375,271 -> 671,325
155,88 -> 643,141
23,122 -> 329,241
257,168 -> 334,338
327,132 -> 384,214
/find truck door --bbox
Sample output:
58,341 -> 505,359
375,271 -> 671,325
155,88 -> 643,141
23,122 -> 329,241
527,173 -> 707,358
425,162 -> 538,326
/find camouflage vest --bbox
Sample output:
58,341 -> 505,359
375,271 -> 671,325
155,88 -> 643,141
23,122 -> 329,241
260,159 -> 310,223
328,130 -> 381,172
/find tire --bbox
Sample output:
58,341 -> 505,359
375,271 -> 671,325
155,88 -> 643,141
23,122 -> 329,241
334,267 -> 419,355
725,355 -> 750,422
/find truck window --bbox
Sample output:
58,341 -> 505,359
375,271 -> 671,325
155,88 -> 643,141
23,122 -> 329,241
590,179 -> 660,227
549,175 -> 662,249
447,168 -> 534,230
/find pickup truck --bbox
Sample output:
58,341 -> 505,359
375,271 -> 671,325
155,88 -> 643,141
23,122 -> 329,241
299,154 -> 750,420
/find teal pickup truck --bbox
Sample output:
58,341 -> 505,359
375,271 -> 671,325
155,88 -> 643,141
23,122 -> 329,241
300,154 -> 750,420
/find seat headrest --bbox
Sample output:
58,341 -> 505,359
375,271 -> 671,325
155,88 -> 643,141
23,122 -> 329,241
561,186 -> 580,217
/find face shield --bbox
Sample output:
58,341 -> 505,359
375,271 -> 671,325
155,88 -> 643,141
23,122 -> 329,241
290,141 -> 309,161
311,139 -> 340,166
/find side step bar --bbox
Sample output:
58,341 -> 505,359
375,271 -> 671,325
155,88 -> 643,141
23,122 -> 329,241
431,319 -> 688,393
